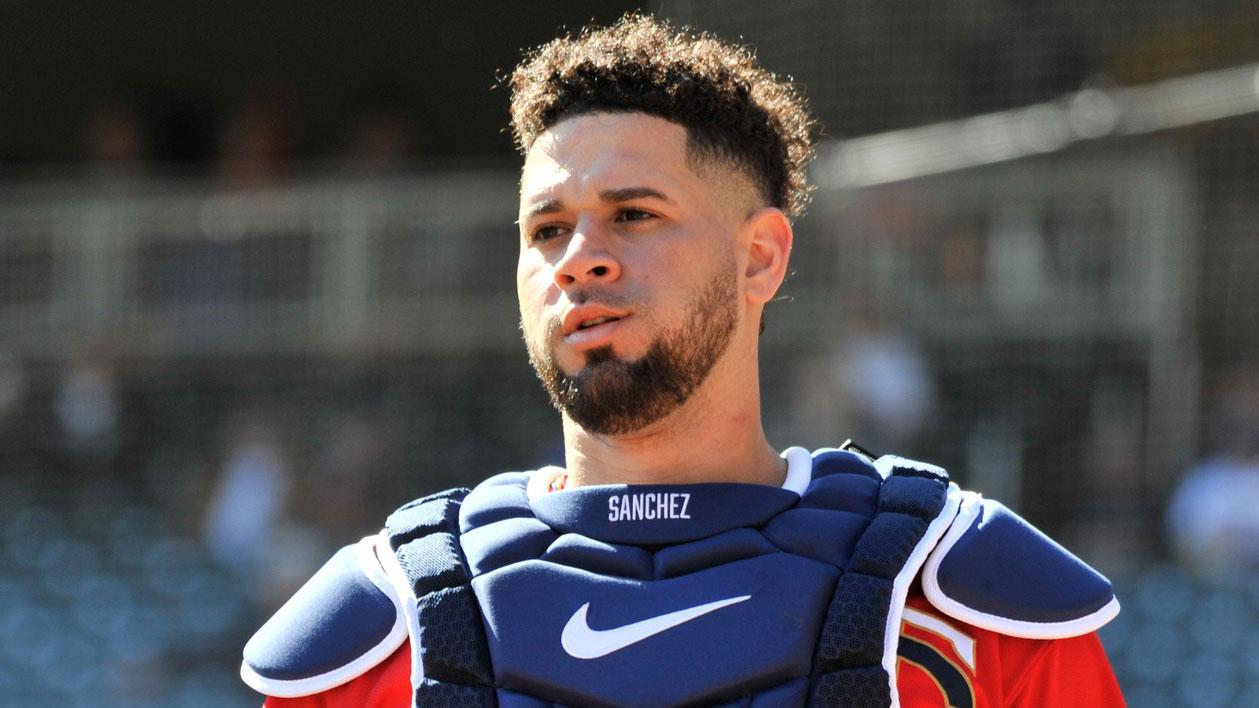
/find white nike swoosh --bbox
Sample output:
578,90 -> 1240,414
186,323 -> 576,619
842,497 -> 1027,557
561,595 -> 752,660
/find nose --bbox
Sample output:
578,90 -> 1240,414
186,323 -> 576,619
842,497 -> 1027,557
553,227 -> 621,289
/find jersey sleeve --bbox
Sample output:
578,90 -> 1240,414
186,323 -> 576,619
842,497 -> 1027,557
1001,631 -> 1124,707
261,641 -> 411,708
898,594 -> 1124,707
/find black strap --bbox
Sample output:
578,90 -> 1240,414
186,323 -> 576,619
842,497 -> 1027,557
809,465 -> 948,706
385,489 -> 497,708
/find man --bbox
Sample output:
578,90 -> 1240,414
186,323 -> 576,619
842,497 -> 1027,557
241,15 -> 1124,707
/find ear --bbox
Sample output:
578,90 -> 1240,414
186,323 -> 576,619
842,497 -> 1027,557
741,207 -> 793,306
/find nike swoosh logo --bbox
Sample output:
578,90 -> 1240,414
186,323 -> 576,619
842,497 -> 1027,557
561,595 -> 752,659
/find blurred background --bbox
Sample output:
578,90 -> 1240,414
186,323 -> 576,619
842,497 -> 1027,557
1,0 -> 1257,705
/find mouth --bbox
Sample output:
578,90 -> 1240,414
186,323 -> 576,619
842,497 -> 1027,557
576,315 -> 620,330
561,305 -> 631,337
564,316 -> 625,347
560,306 -> 630,350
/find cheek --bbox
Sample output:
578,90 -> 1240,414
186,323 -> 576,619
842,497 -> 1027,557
516,256 -> 555,324
516,250 -> 543,298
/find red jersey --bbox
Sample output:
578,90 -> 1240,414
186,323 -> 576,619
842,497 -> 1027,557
261,590 -> 1123,708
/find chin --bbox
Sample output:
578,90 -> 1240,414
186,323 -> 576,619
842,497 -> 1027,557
582,345 -> 619,366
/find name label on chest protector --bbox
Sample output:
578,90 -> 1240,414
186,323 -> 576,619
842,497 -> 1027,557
608,492 -> 692,521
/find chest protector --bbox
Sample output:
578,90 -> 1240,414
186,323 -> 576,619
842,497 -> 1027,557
389,448 -> 955,707
242,448 -> 1119,707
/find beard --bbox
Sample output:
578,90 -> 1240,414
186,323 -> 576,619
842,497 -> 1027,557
524,266 -> 739,436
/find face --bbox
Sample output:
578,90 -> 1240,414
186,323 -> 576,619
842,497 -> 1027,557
516,112 -> 754,435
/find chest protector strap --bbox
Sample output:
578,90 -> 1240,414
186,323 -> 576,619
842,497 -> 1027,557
383,488 -> 497,708
809,456 -> 952,706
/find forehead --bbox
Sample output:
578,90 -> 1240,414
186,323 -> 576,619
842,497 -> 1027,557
520,112 -> 692,205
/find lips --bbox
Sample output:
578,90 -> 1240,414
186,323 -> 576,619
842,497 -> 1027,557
562,305 -> 630,337
577,315 -> 617,330
560,305 -> 630,350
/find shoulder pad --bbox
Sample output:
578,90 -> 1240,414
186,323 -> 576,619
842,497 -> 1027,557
922,492 -> 1120,639
241,536 -> 407,697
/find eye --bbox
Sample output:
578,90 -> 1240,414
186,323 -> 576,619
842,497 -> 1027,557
615,208 -> 655,223
530,224 -> 568,243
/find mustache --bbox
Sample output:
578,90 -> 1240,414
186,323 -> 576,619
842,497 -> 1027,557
569,287 -> 635,307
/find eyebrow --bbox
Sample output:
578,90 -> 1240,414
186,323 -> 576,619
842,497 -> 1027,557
522,186 -> 674,220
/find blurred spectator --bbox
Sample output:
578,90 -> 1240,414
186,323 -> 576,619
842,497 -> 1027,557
302,410 -> 396,541
340,101 -> 419,173
789,307 -> 937,453
214,78 -> 301,187
1167,367 -> 1259,580
53,356 -> 121,462
202,408 -> 292,572
830,309 -> 936,453
80,99 -> 153,173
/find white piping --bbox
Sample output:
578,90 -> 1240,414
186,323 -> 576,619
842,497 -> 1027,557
884,482 -> 963,708
374,529 -> 428,697
780,446 -> 814,495
901,606 -> 976,671
526,466 -> 566,501
525,448 -> 814,501
873,454 -> 947,481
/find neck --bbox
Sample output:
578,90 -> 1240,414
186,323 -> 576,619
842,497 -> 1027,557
558,354 -> 786,489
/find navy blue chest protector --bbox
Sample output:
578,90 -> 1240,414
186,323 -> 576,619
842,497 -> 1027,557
383,450 -> 951,707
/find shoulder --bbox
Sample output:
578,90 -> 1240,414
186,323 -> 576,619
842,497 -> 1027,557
241,534 -> 408,698
802,446 -> 1119,638
241,484 -> 483,699
805,446 -> 1119,639
899,593 -> 1122,706
921,490 -> 1120,639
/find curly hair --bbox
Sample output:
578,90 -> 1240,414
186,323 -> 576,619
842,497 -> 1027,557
508,14 -> 816,218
